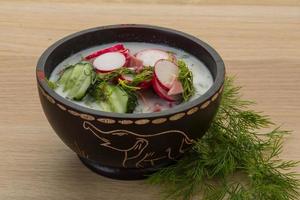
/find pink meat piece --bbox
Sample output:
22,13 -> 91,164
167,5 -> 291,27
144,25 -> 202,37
128,55 -> 144,70
167,79 -> 183,96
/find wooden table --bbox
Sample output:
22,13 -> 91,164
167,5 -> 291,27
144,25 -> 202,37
1,1 -> 299,199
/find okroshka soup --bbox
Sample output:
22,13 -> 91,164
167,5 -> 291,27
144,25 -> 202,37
37,25 -> 225,180
49,42 -> 213,114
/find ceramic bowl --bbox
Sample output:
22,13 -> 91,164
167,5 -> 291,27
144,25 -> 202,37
36,24 -> 225,180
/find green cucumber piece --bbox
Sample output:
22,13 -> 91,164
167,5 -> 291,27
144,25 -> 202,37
106,85 -> 128,113
72,73 -> 92,100
67,63 -> 93,100
93,84 -> 128,113
64,64 -> 83,91
58,66 -> 74,86
89,82 -> 137,113
99,101 -> 113,112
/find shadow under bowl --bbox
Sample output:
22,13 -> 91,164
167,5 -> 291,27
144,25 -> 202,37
36,24 -> 225,180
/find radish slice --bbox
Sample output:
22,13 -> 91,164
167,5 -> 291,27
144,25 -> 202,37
167,79 -> 183,95
135,49 -> 170,66
154,59 -> 179,90
152,77 -> 177,102
120,49 -> 131,66
93,52 -> 126,72
85,44 -> 125,60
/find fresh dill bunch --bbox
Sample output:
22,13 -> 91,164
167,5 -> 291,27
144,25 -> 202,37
148,76 -> 300,200
177,60 -> 195,101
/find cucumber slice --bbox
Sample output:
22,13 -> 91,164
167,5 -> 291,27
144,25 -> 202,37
58,66 -> 74,86
99,101 -> 113,112
94,84 -> 129,113
64,64 -> 83,91
108,85 -> 128,113
72,72 -> 92,100
57,62 -> 93,100
68,63 -> 93,100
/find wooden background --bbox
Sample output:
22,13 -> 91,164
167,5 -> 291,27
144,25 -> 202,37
0,0 -> 299,199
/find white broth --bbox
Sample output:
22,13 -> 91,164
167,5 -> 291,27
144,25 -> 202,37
49,42 -> 214,113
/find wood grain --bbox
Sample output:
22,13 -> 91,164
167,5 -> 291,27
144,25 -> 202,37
0,1 -> 299,199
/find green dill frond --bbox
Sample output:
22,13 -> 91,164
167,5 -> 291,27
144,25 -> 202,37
177,60 -> 195,101
88,81 -> 111,101
131,66 -> 153,86
148,76 -> 300,200
118,79 -> 141,91
98,67 -> 133,82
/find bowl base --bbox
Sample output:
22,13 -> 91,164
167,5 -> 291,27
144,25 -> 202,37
78,155 -> 173,180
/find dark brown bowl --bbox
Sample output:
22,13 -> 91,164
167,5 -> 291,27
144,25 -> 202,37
36,24 -> 225,180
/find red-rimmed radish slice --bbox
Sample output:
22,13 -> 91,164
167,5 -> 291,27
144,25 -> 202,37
93,52 -> 126,72
85,44 -> 125,60
135,49 -> 170,66
167,79 -> 183,95
120,48 -> 131,60
121,49 -> 132,67
152,77 -> 177,102
154,59 -> 179,90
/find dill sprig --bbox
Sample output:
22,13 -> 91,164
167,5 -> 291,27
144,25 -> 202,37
131,66 -> 153,86
177,60 -> 195,101
88,81 -> 111,102
98,67 -> 133,81
117,67 -> 154,91
118,79 -> 141,91
148,76 -> 299,200
98,66 -> 153,88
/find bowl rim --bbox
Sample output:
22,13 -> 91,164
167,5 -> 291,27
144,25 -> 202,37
36,24 -> 225,119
